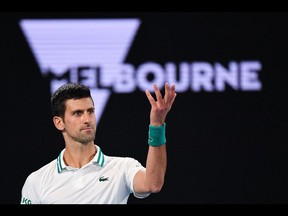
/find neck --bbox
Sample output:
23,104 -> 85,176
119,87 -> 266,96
63,143 -> 97,168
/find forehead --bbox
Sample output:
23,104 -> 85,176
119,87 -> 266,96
65,97 -> 94,111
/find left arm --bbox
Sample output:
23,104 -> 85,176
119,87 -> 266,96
134,82 -> 177,193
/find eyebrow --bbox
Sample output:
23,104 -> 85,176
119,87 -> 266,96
71,107 -> 95,113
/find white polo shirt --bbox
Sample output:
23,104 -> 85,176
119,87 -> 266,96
20,145 -> 149,204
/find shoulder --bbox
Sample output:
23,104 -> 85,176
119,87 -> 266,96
24,159 -> 57,185
106,155 -> 139,163
105,155 -> 144,169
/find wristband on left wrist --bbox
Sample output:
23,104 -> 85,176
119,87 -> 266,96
148,123 -> 166,147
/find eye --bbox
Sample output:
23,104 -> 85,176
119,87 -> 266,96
74,111 -> 82,116
88,109 -> 94,114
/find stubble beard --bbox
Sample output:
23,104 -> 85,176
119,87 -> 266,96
73,129 -> 96,145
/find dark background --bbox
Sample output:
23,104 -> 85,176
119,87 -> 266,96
0,12 -> 287,204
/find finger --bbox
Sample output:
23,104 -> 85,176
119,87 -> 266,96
166,84 -> 176,104
170,84 -> 176,97
164,82 -> 170,102
154,84 -> 164,104
170,92 -> 177,106
145,90 -> 156,106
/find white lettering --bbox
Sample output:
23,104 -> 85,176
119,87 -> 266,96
215,62 -> 238,91
80,68 -> 97,88
114,64 -> 136,93
191,62 -> 214,92
136,62 -> 165,92
240,61 -> 262,90
166,62 -> 190,92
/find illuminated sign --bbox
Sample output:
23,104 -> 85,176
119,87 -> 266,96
19,19 -> 262,125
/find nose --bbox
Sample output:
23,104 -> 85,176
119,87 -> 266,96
83,112 -> 91,123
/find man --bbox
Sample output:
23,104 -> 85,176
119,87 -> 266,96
20,82 -> 177,204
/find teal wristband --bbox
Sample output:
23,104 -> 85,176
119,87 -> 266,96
148,123 -> 166,147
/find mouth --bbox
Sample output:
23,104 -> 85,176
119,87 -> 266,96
82,127 -> 94,132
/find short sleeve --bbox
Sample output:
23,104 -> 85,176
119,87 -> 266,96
20,172 -> 40,204
124,158 -> 150,199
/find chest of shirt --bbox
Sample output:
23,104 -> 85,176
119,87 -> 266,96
41,164 -> 128,204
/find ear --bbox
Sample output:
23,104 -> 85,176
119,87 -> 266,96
53,116 -> 64,131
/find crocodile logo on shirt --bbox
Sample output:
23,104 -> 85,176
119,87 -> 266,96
99,176 -> 109,182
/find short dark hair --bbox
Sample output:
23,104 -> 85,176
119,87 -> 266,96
51,83 -> 93,117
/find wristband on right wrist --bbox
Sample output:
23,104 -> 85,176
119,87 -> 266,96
148,123 -> 166,147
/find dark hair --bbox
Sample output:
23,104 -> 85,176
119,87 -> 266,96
51,83 -> 93,117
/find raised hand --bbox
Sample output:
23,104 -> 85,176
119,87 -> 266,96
145,82 -> 177,126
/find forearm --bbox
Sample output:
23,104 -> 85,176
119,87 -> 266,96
140,82 -> 176,193
145,144 -> 167,192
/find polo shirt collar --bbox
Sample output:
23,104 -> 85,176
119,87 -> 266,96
56,145 -> 105,173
